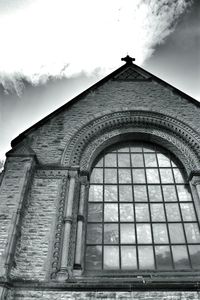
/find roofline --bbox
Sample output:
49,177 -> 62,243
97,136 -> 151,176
133,63 -> 200,108
11,62 -> 200,147
11,63 -> 128,147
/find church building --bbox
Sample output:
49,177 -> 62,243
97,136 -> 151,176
1,56 -> 200,299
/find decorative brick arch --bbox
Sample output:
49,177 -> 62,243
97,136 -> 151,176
61,110 -> 200,175
51,110 -> 200,280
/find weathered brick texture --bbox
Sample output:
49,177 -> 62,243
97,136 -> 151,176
1,66 -> 200,299
11,176 -> 61,280
0,157 -> 33,275
27,80 -> 200,164
10,290 -> 200,300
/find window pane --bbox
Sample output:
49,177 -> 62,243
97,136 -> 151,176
104,154 -> 117,167
189,245 -> 200,269
138,246 -> 154,269
153,224 -> 168,244
120,204 -> 134,221
118,154 -> 130,167
88,203 -> 102,222
104,224 -> 119,244
157,154 -> 171,167
165,204 -> 181,221
90,169 -> 103,183
143,145 -> 155,152
134,185 -> 147,202
104,169 -> 117,183
177,185 -> 192,202
121,246 -> 137,269
135,204 -> 149,221
148,185 -> 162,202
118,169 -> 132,183
120,224 -> 135,243
168,224 -> 185,243
155,246 -> 172,269
118,147 -> 129,152
119,185 -> 133,202
162,185 -> 177,202
137,224 -> 152,243
185,223 -> 200,243
144,154 -> 157,167
146,169 -> 160,183
104,246 -> 119,269
131,154 -> 144,167
151,204 -> 165,221
95,157 -> 103,167
104,185 -> 118,202
172,246 -> 190,269
130,146 -> 142,152
104,204 -> 118,222
173,169 -> 184,183
89,185 -> 103,202
86,246 -> 102,270
160,169 -> 174,183
87,224 -> 102,244
132,169 -> 146,183
180,203 -> 196,221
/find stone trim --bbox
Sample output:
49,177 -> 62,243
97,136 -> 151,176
55,110 -> 200,283
61,111 -> 200,174
79,127 -> 199,175
2,157 -> 36,281
34,167 -> 70,281
35,169 -> 69,179
74,176 -> 89,270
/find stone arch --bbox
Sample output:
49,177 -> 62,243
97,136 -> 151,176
61,110 -> 200,175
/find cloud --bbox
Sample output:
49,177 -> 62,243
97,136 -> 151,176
0,0 -> 193,95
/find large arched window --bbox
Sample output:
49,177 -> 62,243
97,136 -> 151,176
85,142 -> 200,272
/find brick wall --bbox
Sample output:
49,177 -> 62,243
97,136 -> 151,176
0,156 -> 34,277
10,176 -> 61,280
8,290 -> 200,300
28,80 -> 200,164
2,74 -> 200,299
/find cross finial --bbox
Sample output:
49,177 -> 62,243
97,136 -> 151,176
121,55 -> 135,64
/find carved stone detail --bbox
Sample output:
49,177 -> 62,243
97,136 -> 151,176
55,110 -> 200,280
61,111 -> 200,172
80,127 -> 199,174
51,176 -> 68,279
67,176 -> 79,271
36,169 -> 69,178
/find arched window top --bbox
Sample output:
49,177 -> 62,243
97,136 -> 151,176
85,141 -> 200,272
90,141 -> 186,180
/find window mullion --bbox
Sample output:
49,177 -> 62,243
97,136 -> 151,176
117,150 -> 121,270
156,150 -> 175,270
143,146 -> 157,270
171,160 -> 193,269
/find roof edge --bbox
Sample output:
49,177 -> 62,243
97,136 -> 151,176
11,62 -> 200,148
133,63 -> 200,107
11,63 -> 128,147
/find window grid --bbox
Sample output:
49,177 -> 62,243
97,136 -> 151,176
85,142 -> 200,271
156,150 -> 175,269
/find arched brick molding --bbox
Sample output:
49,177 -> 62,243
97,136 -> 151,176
61,111 -> 200,174
53,110 -> 200,280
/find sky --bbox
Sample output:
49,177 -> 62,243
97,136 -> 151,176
0,0 -> 199,161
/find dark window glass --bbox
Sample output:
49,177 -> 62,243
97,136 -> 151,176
86,142 -> 198,272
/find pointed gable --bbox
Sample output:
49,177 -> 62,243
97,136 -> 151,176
113,66 -> 150,81
11,55 -> 200,152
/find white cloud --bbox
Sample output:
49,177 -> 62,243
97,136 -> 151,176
0,0 -> 193,95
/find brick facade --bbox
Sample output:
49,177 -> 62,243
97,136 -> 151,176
1,60 -> 200,299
